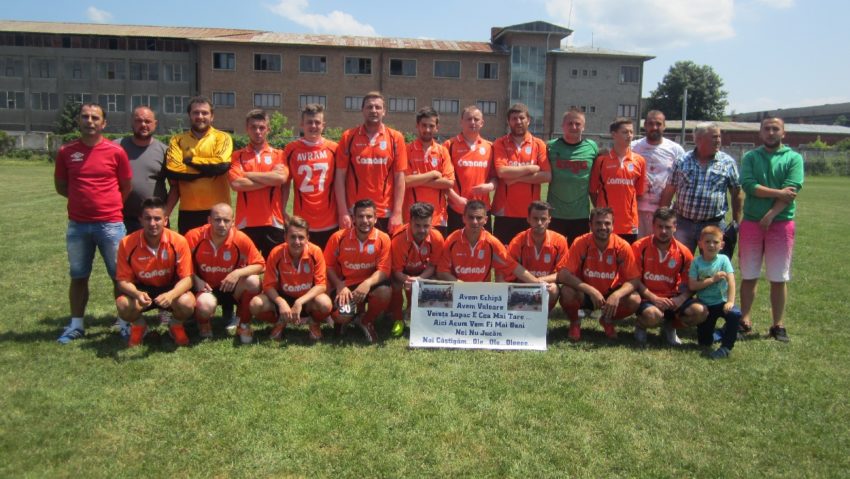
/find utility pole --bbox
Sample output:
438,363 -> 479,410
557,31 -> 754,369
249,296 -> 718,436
681,87 -> 688,145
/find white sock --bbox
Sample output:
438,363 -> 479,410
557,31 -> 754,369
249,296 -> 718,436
69,317 -> 84,330
116,319 -> 129,329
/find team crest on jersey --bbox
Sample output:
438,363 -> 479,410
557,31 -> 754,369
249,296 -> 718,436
431,157 -> 438,167
479,147 -> 485,155
380,141 -> 387,151
264,155 -> 272,165
668,259 -> 677,268
223,251 -> 231,261
524,146 -> 532,155
478,249 -> 485,260
544,253 -> 551,263
420,245 -> 429,255
161,249 -> 169,261
627,163 -> 635,172
367,244 -> 375,254
303,263 -> 310,274
606,255 -> 613,265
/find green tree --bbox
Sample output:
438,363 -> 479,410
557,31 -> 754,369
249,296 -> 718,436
833,115 -> 848,126
647,61 -> 728,121
802,136 -> 831,150
55,100 -> 81,135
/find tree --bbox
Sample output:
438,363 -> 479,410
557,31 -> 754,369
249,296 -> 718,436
646,61 -> 728,121
833,115 -> 848,126
55,100 -> 81,135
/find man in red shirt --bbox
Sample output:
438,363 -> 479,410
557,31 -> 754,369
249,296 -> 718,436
557,207 -> 641,341
54,102 -> 132,344
590,118 -> 647,244
503,201 -> 571,313
229,109 -> 288,257
631,207 -> 707,346
324,199 -> 392,343
492,103 -> 550,245
444,105 -> 497,234
335,92 -> 408,234
282,103 -> 339,249
250,216 -> 333,342
184,203 -> 265,343
390,202 -> 445,337
115,197 -> 195,347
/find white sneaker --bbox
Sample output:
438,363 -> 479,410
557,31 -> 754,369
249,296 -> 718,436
158,309 -> 174,326
634,327 -> 648,345
238,324 -> 253,344
225,312 -> 239,336
664,323 -> 682,346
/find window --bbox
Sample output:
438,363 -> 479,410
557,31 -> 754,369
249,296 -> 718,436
388,97 -> 416,112
31,59 -> 56,78
63,59 -> 90,80
589,106 -> 596,113
432,99 -> 459,114
254,93 -> 281,108
213,52 -> 236,70
253,53 -> 281,72
300,55 -> 327,73
618,104 -> 638,118
0,91 -> 25,109
591,70 -> 597,77
64,93 -> 93,105
344,57 -> 371,75
131,95 -> 159,112
129,61 -> 158,81
31,92 -> 58,111
620,65 -> 640,84
299,95 -> 327,109
1,57 -> 24,77
164,95 -> 189,114
345,96 -> 363,111
96,60 -> 125,80
212,91 -> 236,108
163,63 -> 186,82
570,69 -> 578,77
389,58 -> 416,76
476,100 -> 497,116
434,60 -> 460,78
478,62 -> 499,80
97,94 -> 126,112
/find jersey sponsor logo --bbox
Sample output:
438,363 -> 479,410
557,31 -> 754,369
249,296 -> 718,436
139,268 -> 171,279
529,269 -> 550,277
406,260 -> 425,269
507,161 -> 527,166
356,157 -> 389,165
458,159 -> 489,168
282,282 -> 312,293
606,178 -> 635,186
456,265 -> 487,275
296,150 -> 329,162
201,264 -> 234,274
555,160 -> 590,173
70,152 -> 85,162
584,269 -> 616,280
644,271 -> 675,283
343,261 -> 376,271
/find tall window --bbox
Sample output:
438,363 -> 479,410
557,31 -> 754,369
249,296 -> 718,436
620,66 -> 640,84
65,93 -> 93,105
129,61 -> 158,81
164,96 -> 189,114
64,59 -> 90,80
0,91 -> 25,109
97,93 -> 126,112
213,52 -> 236,70
31,92 -> 59,111
432,99 -> 459,114
434,60 -> 460,78
478,62 -> 498,80
0,57 -> 24,77
476,100 -> 497,116
617,104 -> 638,118
300,55 -> 327,73
345,96 -> 364,111
254,93 -> 281,108
253,53 -> 281,72
31,59 -> 56,78
299,95 -> 327,109
344,57 -> 371,75
131,95 -> 159,112
96,60 -> 125,80
163,63 -> 186,82
388,97 -> 416,112
212,91 -> 236,108
389,58 -> 416,77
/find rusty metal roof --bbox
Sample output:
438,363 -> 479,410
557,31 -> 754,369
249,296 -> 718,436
0,20 -> 255,39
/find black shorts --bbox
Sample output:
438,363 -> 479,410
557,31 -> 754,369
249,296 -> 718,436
309,228 -> 336,251
636,297 -> 698,320
333,279 -> 391,299
206,288 -> 237,309
242,226 -> 284,258
447,209 -> 492,235
133,283 -> 176,312
492,216 -> 528,245
548,217 -> 589,246
619,233 -> 638,245
178,210 -> 210,235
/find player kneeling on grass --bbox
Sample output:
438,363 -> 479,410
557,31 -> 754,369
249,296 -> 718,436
389,202 -> 445,337
501,200 -> 571,313
632,207 -> 707,346
115,197 -> 195,347
688,226 -> 742,359
556,207 -> 641,341
184,203 -> 265,342
324,199 -> 392,343
250,216 -> 332,342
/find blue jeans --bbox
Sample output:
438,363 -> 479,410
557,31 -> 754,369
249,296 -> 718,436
675,216 -> 726,252
697,303 -> 741,350
66,220 -> 125,279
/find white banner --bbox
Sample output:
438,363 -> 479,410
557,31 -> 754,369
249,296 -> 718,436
409,280 -> 548,351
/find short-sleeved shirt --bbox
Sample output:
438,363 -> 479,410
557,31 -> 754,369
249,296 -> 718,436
740,145 -> 804,222
115,137 -> 167,221
283,137 -> 339,231
689,253 -> 734,306
264,242 -> 327,298
631,235 -> 693,299
546,138 -> 598,220
566,233 -> 640,294
184,224 -> 265,289
55,139 -> 132,223
391,224 -> 445,276
229,143 -> 287,230
437,229 -> 518,282
336,124 -> 408,218
443,135 -> 495,214
324,227 -> 392,287
589,150 -> 647,235
667,149 -> 740,222
630,138 -> 685,212
505,229 -> 570,281
404,139 -> 455,226
165,127 -> 233,211
116,228 -> 193,287
492,133 -> 550,218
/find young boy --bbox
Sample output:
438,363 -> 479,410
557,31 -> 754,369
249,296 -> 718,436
688,226 -> 742,359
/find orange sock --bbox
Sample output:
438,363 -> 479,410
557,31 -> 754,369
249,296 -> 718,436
390,287 -> 404,322
363,293 -> 390,325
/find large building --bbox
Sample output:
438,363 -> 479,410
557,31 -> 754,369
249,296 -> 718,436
731,102 -> 850,127
0,19 -> 652,139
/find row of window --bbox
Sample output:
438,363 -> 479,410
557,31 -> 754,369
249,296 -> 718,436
569,66 -> 640,84
566,104 -> 638,118
0,33 -> 190,52
214,52 -> 499,79
0,57 -> 189,81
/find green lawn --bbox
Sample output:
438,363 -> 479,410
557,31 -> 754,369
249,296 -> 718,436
1,161 -> 848,478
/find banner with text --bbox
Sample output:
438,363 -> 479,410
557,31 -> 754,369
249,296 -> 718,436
409,280 -> 548,351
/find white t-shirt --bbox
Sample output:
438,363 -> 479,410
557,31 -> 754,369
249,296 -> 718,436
631,137 -> 685,212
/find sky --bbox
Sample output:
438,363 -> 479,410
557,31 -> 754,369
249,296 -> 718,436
4,0 -> 846,114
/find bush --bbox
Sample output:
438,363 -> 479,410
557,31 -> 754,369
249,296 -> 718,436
0,131 -> 15,155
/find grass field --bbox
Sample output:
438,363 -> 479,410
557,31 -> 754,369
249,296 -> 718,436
1,160 -> 848,478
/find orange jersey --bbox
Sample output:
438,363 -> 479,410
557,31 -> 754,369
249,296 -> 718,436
116,229 -> 193,288
505,229 -> 570,281
403,139 -> 455,226
324,227 -> 391,287
566,233 -> 639,294
492,133 -> 550,217
283,138 -> 339,231
336,125 -> 408,218
437,229 -> 518,282
228,144 -> 287,230
631,236 -> 693,299
443,135 -> 494,213
390,224 -> 445,276
264,242 -> 327,298
184,224 -> 265,289
589,150 -> 647,235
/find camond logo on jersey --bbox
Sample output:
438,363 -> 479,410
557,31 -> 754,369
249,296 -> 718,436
380,141 -> 387,151
223,251 -> 231,261
70,152 -> 85,162
478,249 -> 485,260
544,253 -> 551,263
668,259 -> 677,268
366,244 -> 375,254
524,146 -> 532,155
606,255 -> 613,265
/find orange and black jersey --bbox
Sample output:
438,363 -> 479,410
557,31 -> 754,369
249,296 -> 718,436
283,138 -> 339,231
443,135 -> 494,213
631,235 -> 692,299
565,233 -> 639,294
437,229 -> 517,282
324,227 -> 392,287
264,242 -> 327,298
505,229 -> 570,281
184,224 -> 265,289
116,229 -> 193,288
391,224 -> 445,276
492,133 -> 550,218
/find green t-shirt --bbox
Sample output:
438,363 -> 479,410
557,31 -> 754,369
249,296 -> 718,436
740,145 -> 804,222
546,138 -> 598,219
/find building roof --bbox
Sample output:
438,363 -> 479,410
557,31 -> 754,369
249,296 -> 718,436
0,19 -> 499,53
641,119 -> 850,135
731,102 -> 850,121
491,21 -> 572,42
554,45 -> 655,60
